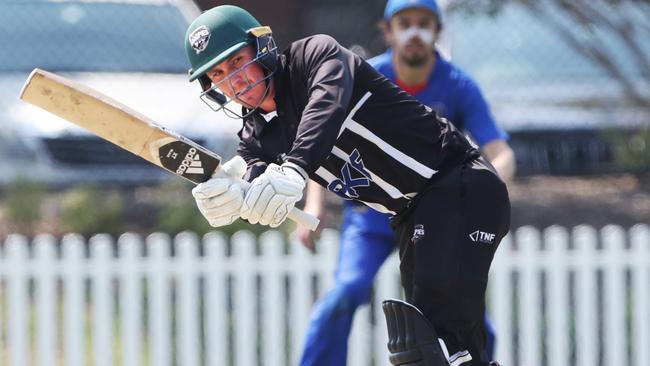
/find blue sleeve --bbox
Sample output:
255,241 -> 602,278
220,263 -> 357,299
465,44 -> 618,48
367,55 -> 381,69
458,78 -> 508,146
367,52 -> 393,77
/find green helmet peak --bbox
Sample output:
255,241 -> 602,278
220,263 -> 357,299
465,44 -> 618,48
185,5 -> 262,82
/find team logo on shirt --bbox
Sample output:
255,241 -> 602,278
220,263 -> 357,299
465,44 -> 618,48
411,224 -> 425,244
328,149 -> 372,199
469,230 -> 496,244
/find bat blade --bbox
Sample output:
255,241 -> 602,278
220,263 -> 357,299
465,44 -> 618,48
19,68 -> 220,184
19,68 -> 319,231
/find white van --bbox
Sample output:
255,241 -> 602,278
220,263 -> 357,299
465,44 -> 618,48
0,0 -> 241,185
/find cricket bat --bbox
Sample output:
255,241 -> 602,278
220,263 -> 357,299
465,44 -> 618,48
19,68 -> 319,231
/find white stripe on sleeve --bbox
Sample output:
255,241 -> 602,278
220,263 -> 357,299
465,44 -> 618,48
345,120 -> 437,178
337,92 -> 373,138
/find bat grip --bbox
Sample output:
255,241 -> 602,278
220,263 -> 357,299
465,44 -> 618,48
232,177 -> 320,231
287,206 -> 320,232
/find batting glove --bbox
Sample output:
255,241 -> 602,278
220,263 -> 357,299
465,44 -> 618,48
192,156 -> 247,228
240,162 -> 307,228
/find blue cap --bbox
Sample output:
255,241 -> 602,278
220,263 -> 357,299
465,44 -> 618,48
383,0 -> 440,20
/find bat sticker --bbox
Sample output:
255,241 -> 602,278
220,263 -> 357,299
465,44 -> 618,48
157,140 -> 220,183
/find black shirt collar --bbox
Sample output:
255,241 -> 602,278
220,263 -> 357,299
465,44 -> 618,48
250,54 -> 286,137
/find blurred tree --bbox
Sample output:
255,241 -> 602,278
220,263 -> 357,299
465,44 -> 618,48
3,178 -> 46,234
155,180 -> 300,238
448,0 -> 650,106
154,180 -> 213,236
60,185 -> 124,237
449,1 -> 650,171
610,127 -> 650,170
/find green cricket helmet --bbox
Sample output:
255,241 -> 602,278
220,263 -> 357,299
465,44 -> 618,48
185,5 -> 278,118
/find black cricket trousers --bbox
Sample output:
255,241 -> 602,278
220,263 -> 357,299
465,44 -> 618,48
393,156 -> 510,366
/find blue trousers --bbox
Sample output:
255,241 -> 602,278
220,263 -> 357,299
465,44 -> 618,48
299,204 -> 497,366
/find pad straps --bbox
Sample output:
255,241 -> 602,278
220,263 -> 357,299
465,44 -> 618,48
382,299 -> 449,366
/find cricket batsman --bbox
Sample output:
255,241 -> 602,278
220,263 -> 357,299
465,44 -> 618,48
185,5 -> 509,366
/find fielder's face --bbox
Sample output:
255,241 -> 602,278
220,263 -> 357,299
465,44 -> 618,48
387,8 -> 439,67
206,46 -> 273,109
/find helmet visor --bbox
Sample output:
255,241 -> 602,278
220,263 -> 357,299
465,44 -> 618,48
200,56 -> 274,119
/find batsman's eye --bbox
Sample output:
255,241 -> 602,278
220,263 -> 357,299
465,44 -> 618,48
209,70 -> 224,81
231,56 -> 243,67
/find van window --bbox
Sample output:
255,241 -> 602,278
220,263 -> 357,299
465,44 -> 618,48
0,2 -> 189,73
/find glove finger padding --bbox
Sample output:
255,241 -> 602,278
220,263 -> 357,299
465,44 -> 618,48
192,178 -> 230,200
207,214 -> 239,227
240,163 -> 306,227
240,179 -> 264,222
258,194 -> 286,226
192,176 -> 245,228
242,184 -> 276,224
199,189 -> 243,217
197,184 -> 243,210
270,197 -> 292,228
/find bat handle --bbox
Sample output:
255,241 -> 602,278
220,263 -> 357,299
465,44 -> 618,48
287,206 -> 320,232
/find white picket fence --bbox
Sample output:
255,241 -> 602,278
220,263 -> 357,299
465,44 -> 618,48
0,225 -> 648,366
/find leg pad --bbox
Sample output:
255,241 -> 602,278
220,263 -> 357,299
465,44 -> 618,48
382,299 -> 449,366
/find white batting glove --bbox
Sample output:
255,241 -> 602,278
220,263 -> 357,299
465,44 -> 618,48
240,162 -> 307,228
192,156 -> 247,228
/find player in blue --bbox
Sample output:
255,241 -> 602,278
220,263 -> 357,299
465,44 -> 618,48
297,0 -> 515,365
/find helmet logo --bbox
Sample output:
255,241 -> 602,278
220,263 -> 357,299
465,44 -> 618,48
189,25 -> 211,54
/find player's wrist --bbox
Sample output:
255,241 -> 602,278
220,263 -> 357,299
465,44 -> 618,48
280,162 -> 308,182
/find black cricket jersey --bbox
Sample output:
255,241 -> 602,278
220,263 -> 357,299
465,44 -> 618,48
238,34 -> 477,215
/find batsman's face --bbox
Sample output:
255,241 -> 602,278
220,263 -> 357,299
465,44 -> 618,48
207,46 -> 273,109
387,8 -> 439,67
